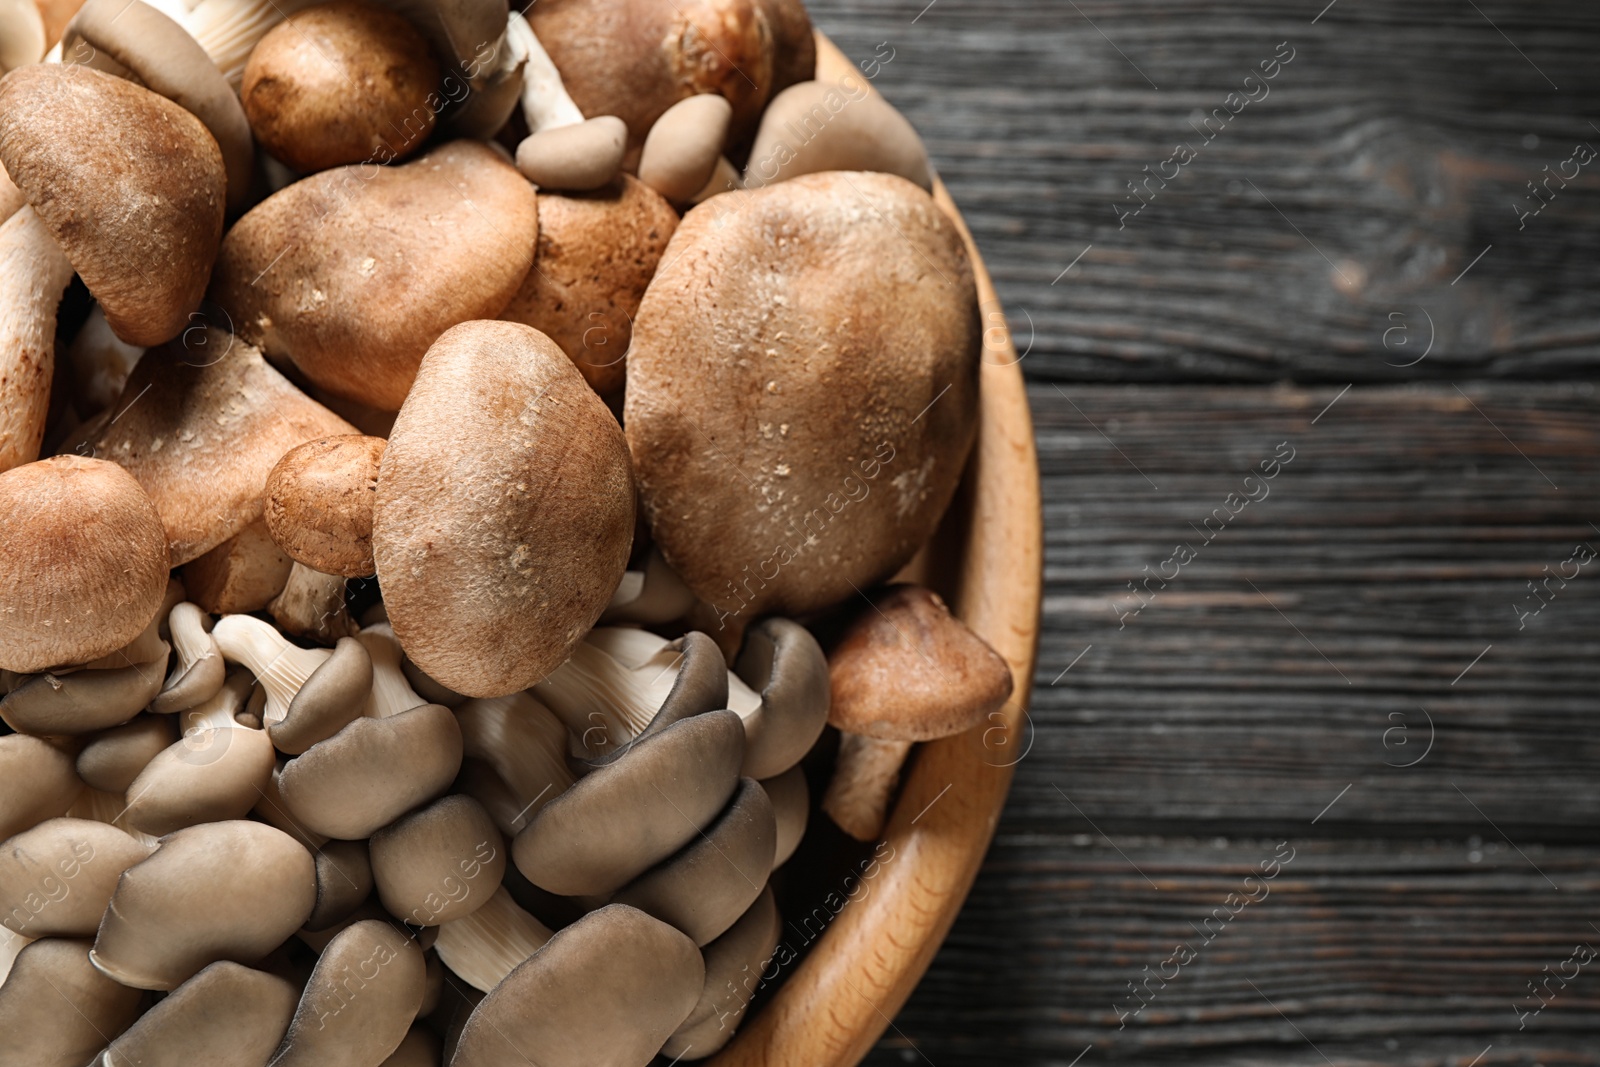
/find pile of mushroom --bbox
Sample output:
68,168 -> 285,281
0,0 -> 1016,1061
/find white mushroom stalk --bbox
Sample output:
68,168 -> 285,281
600,548 -> 697,626
358,623 -> 426,718
211,614 -> 330,726
506,12 -> 583,134
0,0 -> 45,76
269,562 -> 354,644
455,692 -> 575,833
433,886 -> 552,993
152,601 -> 225,714
0,207 -> 75,473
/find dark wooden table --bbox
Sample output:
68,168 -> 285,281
806,1 -> 1600,1063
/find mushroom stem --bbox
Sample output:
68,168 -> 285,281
433,886 -> 552,993
152,601 -> 226,714
357,623 -> 427,719
506,12 -> 582,133
211,613 -> 331,726
821,733 -> 913,843
0,926 -> 31,985
66,304 -> 145,416
270,561 -> 354,644
455,692 -> 575,834
600,548 -> 696,626
0,206 -> 75,473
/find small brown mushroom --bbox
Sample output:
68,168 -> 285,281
499,174 -> 677,397
182,519 -> 295,614
369,795 -> 506,927
821,584 -> 1014,841
242,0 -> 440,173
450,903 -> 702,1067
90,960 -> 299,1067
373,320 -> 635,696
0,456 -> 169,673
91,820 -> 317,990
265,435 -> 386,578
268,919 -> 425,1067
0,818 -> 154,938
0,938 -> 145,1066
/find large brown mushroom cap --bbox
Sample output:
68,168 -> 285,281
0,63 -> 224,346
210,141 -> 538,411
500,175 -> 678,397
624,171 -> 981,621
374,320 -> 636,697
71,330 -> 358,566
0,456 -> 169,673
263,435 -> 386,577
828,583 -> 1014,741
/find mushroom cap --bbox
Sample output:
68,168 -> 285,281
0,456 -> 169,672
529,0 -> 810,164
733,616 -> 830,779
745,80 -> 932,192
267,635 -> 373,755
379,1026 -> 443,1067
209,141 -> 539,411
277,703 -> 463,839
77,715 -> 177,793
624,171 -> 981,620
514,115 -> 628,193
72,330 -> 358,566
513,709 -> 744,897
662,885 -> 781,1059
829,583 -> 1014,740
452,904 -> 703,1067
122,721 -> 277,837
0,938 -> 145,1065
373,320 -> 635,697
758,763 -> 808,870
270,919 -> 425,1067
90,961 -> 298,1067
62,0 -> 255,213
638,93 -> 733,203
304,838 -> 375,932
0,734 -> 82,842
0,63 -> 225,346
369,794 -> 506,926
0,654 -> 169,736
242,0 -> 440,174
181,519 -> 295,614
0,818 -> 154,938
499,174 -> 678,397
613,775 -> 775,945
91,820 -> 317,990
263,435 -> 385,577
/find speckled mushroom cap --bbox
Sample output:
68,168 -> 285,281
499,175 -> 678,397
828,583 -> 1014,741
451,904 -> 703,1067
624,171 -> 981,622
373,320 -> 636,697
62,0 -> 255,213
0,456 -> 169,673
529,0 -> 814,164
209,141 -> 538,411
69,330 -> 358,566
0,63 -> 224,346
263,435 -> 386,577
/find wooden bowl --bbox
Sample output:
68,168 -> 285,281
707,33 -> 1043,1067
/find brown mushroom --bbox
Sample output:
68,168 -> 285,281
265,435 -> 386,578
499,175 -> 677,397
242,0 -> 440,174
268,919 -> 425,1067
0,938 -> 145,1066
0,456 -> 169,673
90,960 -> 299,1067
821,584 -> 1014,840
209,141 -> 538,411
182,519 -> 295,614
373,320 -> 635,697
0,207 -> 73,472
625,171 -> 981,634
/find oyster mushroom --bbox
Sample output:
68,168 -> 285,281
0,0 -> 45,76
373,320 -> 634,696
303,838 -> 374,932
625,171 -> 981,635
268,919 -> 425,1067
210,614 -> 372,754
432,885 -> 552,993
71,330 -> 358,566
62,0 -> 255,212
451,904 -> 702,1067
745,79 -> 932,192
661,885 -> 782,1059
454,694 -> 575,837
151,602 -> 226,714
76,715 -> 177,793
601,547 -> 697,626
731,617 -> 830,779
638,93 -> 732,204
0,456 -> 168,673
242,0 -> 439,173
0,818 -> 154,937
821,584 -> 1014,841
513,115 -> 628,192
0,735 -> 83,841
499,175 -> 677,398
209,141 -> 538,411
369,794 -> 506,927
0,938 -> 144,1066
90,960 -> 299,1067
759,763 -> 808,870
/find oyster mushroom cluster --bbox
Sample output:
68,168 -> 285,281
0,0 -> 1017,1062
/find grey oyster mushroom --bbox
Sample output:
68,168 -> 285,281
759,763 -> 809,871
0,818 -> 154,938
211,614 -> 373,755
122,668 -> 277,836
0,735 -> 83,841
303,838 -> 375,933
267,919 -> 425,1067
0,938 -> 145,1067
744,80 -> 932,191
432,885 -> 553,993
451,904 -> 703,1067
369,794 -> 506,927
76,715 -> 178,793
91,820 -> 317,990
89,960 -> 299,1067
150,602 -> 226,715
662,886 -> 782,1060
732,617 -> 831,780
514,115 -> 628,191
638,94 -> 733,204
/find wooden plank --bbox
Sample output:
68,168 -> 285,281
1019,382 -> 1600,837
808,0 -> 1600,382
864,835 -> 1600,1063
